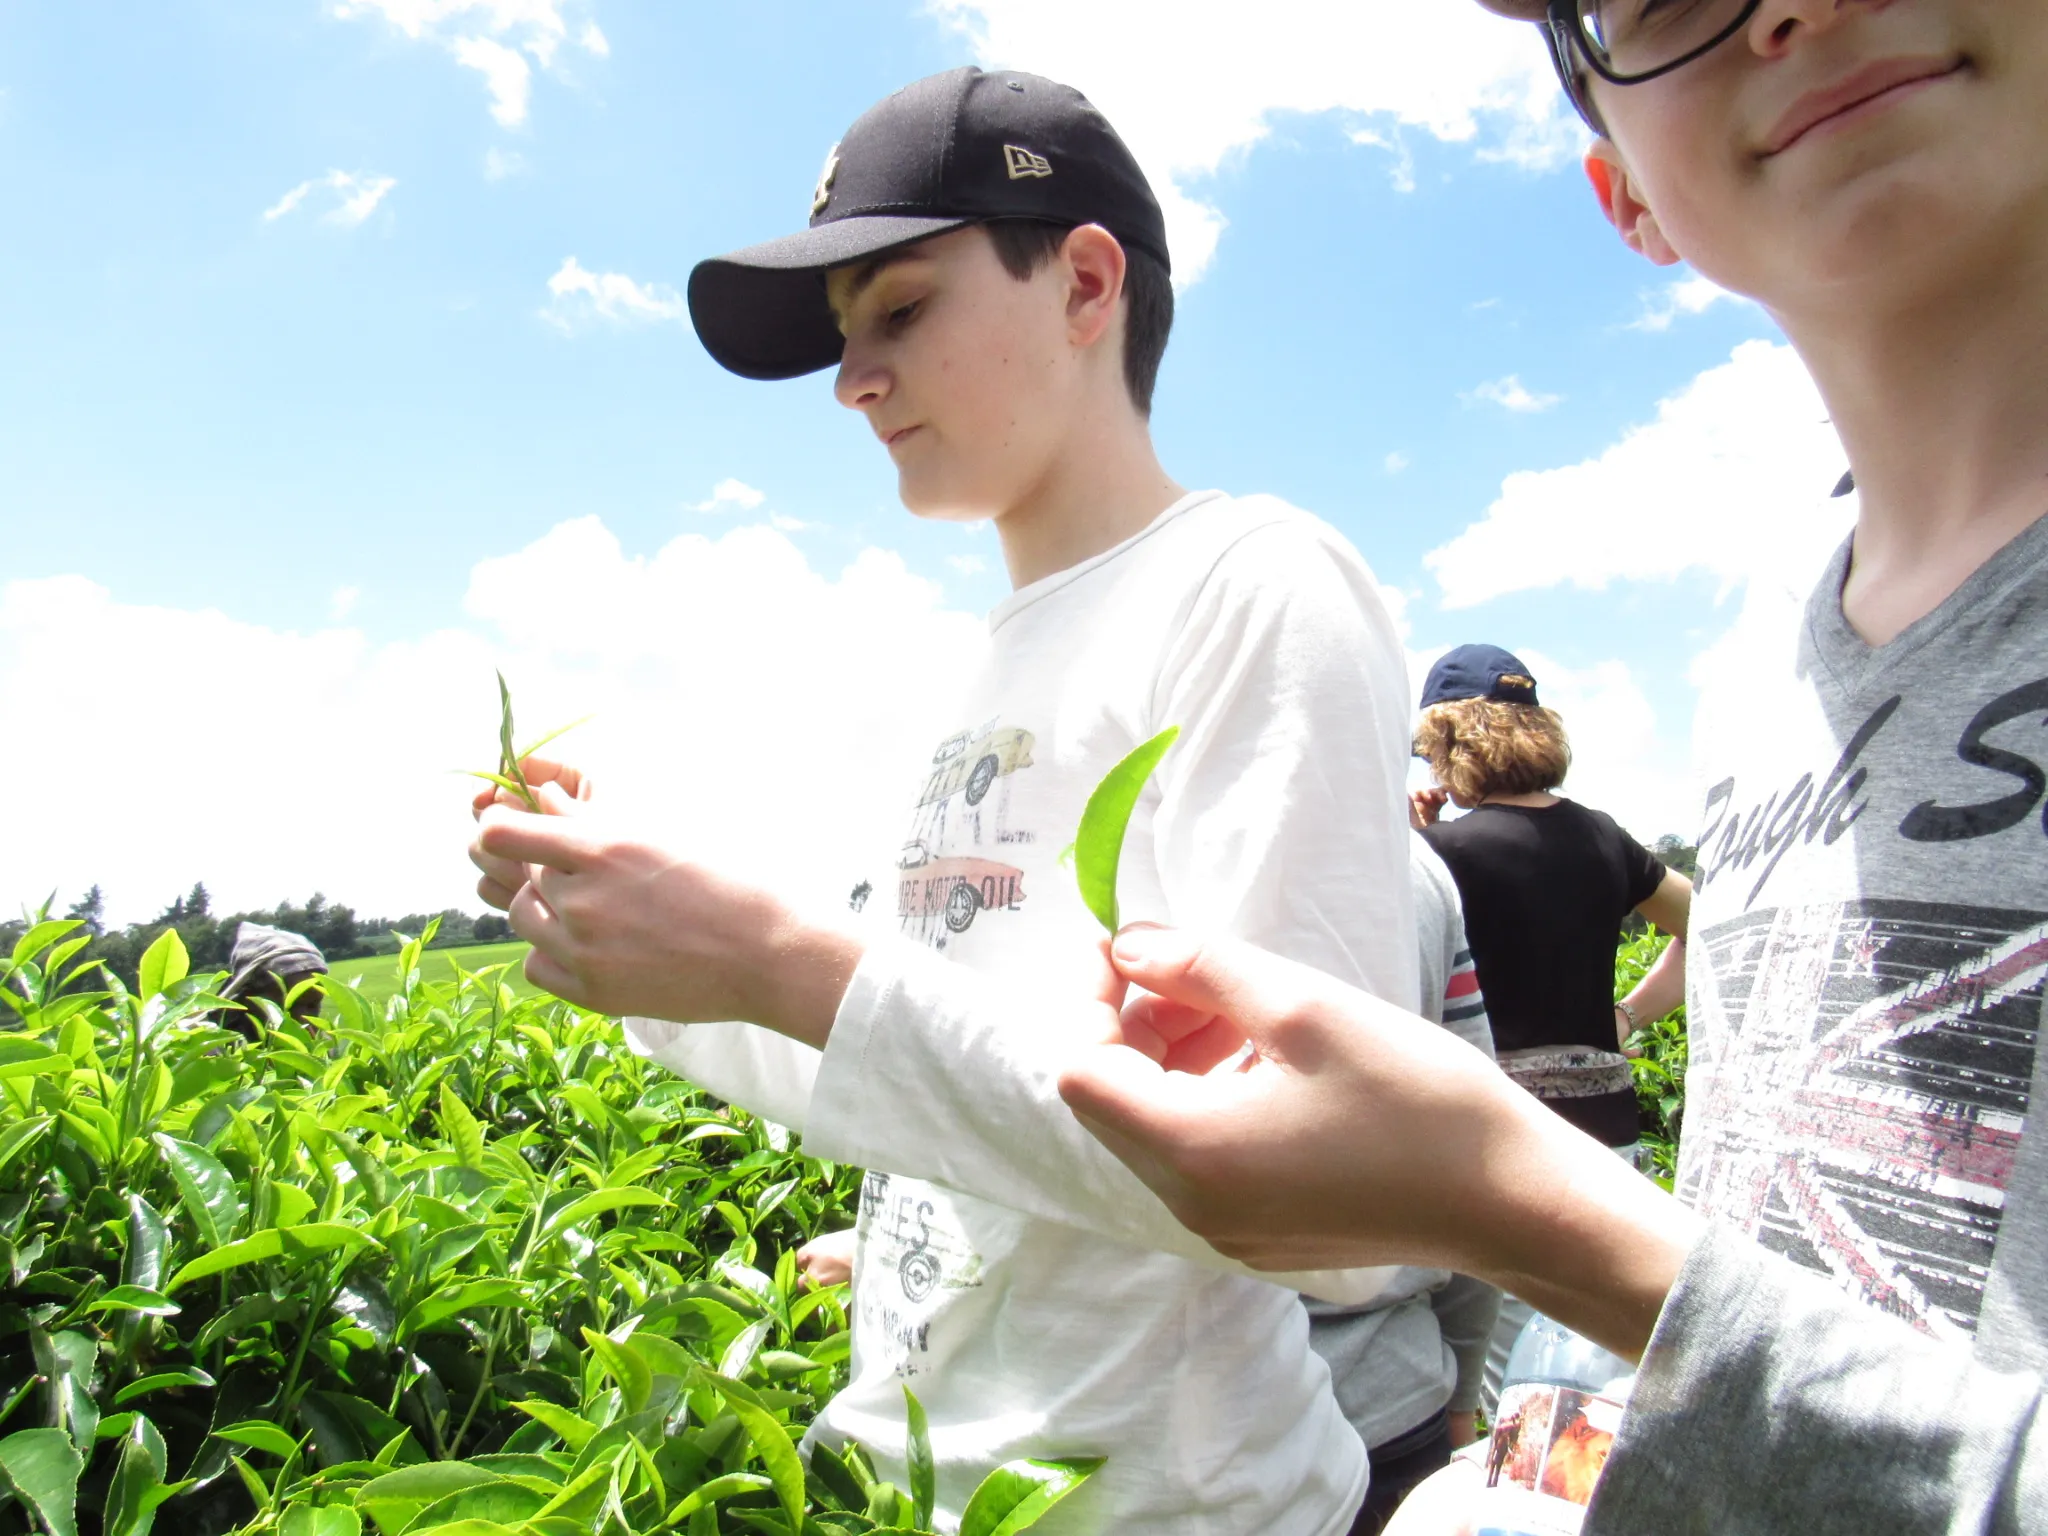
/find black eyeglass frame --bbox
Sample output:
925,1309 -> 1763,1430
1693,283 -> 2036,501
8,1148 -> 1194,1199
1541,0 -> 1765,128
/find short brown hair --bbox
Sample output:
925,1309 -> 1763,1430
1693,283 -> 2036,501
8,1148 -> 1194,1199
1414,697 -> 1572,803
982,219 -> 1173,416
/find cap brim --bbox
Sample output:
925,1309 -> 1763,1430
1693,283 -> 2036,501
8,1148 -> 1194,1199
689,215 -> 971,381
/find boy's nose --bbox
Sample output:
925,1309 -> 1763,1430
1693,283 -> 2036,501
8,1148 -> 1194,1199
833,345 -> 891,412
1750,0 -> 1879,57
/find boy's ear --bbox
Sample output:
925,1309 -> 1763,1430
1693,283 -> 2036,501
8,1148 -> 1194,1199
1060,224 -> 1128,351
1585,142 -> 1681,267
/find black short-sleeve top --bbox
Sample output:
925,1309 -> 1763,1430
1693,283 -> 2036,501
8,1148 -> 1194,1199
1420,799 -> 1667,1056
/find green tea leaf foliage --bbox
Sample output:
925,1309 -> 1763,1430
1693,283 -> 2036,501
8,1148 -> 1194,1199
0,912 -> 1111,1535
1072,727 -> 1180,933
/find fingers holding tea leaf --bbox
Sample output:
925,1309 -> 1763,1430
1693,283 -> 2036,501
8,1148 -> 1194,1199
475,804 -> 599,874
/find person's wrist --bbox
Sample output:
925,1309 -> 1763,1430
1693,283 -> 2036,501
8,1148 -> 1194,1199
753,902 -> 865,1049
1459,1094 -> 1700,1360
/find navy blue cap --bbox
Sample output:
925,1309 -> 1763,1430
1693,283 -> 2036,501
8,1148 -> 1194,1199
1420,645 -> 1540,709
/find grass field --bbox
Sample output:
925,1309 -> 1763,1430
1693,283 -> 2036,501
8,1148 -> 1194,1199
326,938 -> 537,1006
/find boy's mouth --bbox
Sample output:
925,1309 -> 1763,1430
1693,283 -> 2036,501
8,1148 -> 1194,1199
882,425 -> 921,451
1760,55 -> 1965,158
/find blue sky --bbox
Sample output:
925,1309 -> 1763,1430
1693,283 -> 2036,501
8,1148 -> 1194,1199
0,0 -> 1852,925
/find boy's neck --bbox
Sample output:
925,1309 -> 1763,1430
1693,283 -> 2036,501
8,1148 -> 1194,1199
1780,234 -> 2048,647
991,410 -> 1186,590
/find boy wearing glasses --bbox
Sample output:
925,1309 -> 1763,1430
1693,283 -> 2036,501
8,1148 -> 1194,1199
1056,2 -> 2048,1530
1506,0 -> 2048,1454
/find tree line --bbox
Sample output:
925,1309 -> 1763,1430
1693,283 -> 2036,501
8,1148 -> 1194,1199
0,882 -> 511,989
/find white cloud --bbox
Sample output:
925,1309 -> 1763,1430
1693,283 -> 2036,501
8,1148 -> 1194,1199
691,478 -> 767,513
1348,127 -> 1416,194
542,256 -> 686,331
333,0 -> 607,129
1630,272 -> 1752,333
484,147 -> 526,180
946,554 -> 988,577
768,513 -> 816,534
1463,375 -> 1560,414
1,520 -> 985,927
1426,340 -> 1850,610
330,585 -> 362,620
1383,451 -> 1411,475
928,0 -> 1578,282
262,170 -> 396,227
453,35 -> 531,127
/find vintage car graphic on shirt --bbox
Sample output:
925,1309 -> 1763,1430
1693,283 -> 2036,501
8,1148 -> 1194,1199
896,842 -> 1027,941
1682,899 -> 2048,1341
916,726 -> 1035,809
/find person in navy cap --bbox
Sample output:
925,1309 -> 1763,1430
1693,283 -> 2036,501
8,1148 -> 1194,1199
1408,644 -> 1692,1409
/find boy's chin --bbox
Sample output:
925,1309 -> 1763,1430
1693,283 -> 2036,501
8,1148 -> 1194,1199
896,475 -> 1006,526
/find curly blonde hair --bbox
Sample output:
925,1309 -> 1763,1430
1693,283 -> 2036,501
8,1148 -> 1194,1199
1414,695 -> 1571,804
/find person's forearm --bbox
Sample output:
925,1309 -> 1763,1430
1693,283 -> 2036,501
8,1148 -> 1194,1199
1467,1100 -> 1702,1361
1620,935 -> 1687,1040
807,940 -> 1396,1303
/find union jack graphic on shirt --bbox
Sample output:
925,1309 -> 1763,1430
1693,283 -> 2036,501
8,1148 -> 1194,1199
1681,900 -> 2048,1341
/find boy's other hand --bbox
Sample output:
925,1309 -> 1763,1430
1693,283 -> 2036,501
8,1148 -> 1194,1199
471,803 -> 864,1045
1408,787 -> 1449,831
796,1228 -> 857,1290
469,756 -> 592,910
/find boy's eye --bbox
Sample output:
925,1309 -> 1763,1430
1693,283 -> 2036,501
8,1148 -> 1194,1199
886,300 -> 920,328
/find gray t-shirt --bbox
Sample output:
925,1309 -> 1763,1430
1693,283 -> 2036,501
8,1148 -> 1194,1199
1589,512 -> 2048,1532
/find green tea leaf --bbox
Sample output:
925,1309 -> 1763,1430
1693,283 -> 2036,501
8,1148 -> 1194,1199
85,1287 -> 180,1318
280,1506 -> 363,1536
0,1116 -> 53,1177
0,1427 -> 83,1536
101,1414 -> 173,1536
164,1223 -> 373,1292
438,1085 -> 486,1171
958,1457 -> 1105,1536
496,671 -> 539,810
152,1135 -> 244,1251
211,1421 -> 303,1460
395,1279 -> 525,1344
539,1186 -> 666,1242
0,1040 -> 69,1081
111,1370 -> 214,1408
579,1329 -> 652,1415
510,1400 -> 595,1454
10,920 -> 82,971
1072,727 -> 1179,932
724,1396 -> 805,1535
903,1386 -> 935,1533
661,1472 -> 773,1526
136,929 -> 189,1004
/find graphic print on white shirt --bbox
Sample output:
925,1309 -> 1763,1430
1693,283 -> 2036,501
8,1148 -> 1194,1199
896,722 -> 1037,949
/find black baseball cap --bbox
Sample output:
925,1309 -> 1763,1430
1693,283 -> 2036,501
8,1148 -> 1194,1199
688,66 -> 1169,381
1420,645 -> 1542,710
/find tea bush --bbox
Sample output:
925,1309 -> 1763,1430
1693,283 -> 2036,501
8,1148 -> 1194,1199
0,920 -> 1096,1536
1616,931 -> 1688,1188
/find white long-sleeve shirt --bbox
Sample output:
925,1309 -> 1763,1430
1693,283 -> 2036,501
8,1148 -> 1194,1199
628,490 -> 1417,1536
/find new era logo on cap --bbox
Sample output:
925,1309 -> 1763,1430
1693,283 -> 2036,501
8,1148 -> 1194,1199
1003,143 -> 1052,179
811,144 -> 840,215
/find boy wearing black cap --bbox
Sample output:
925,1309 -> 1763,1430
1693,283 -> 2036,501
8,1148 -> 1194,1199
472,67 -> 1422,1535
